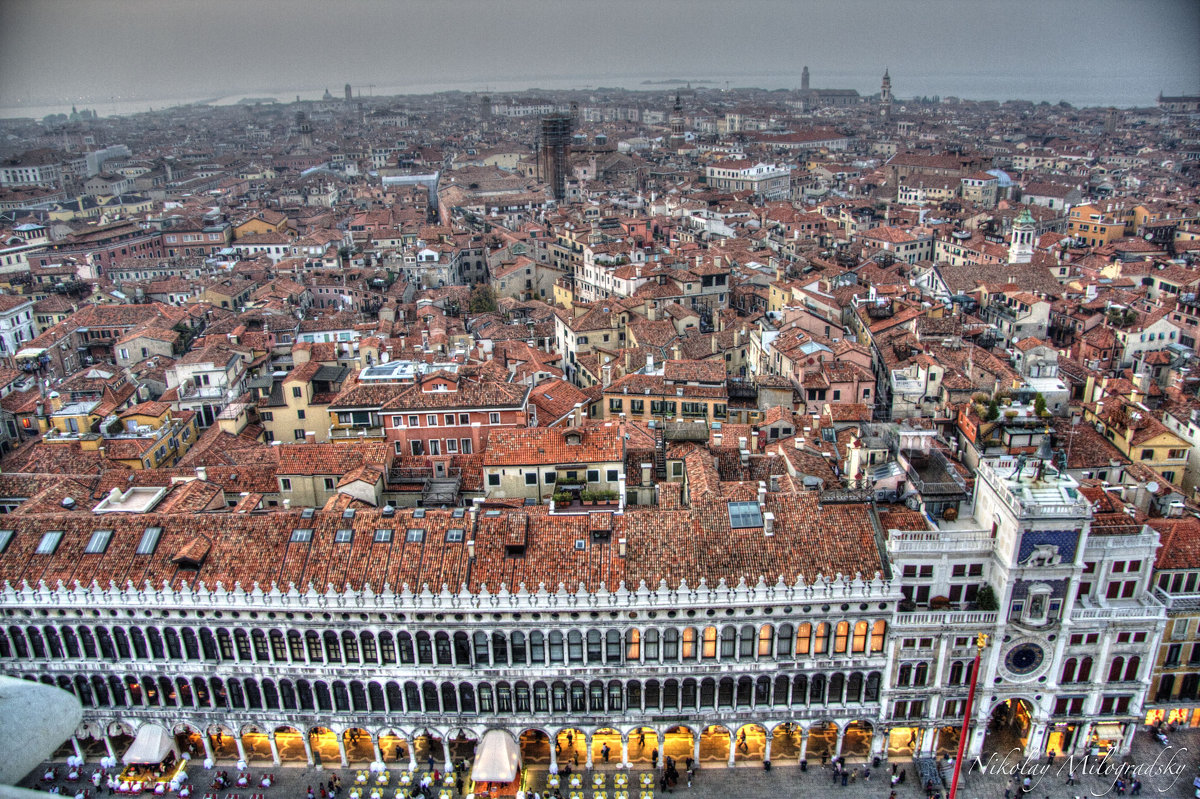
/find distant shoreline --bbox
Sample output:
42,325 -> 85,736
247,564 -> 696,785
640,79 -> 713,85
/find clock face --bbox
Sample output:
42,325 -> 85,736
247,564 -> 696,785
1005,642 -> 1045,675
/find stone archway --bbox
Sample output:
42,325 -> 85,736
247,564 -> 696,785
806,721 -> 838,762
518,729 -> 551,766
590,728 -> 621,767
240,724 -> 270,764
343,728 -> 372,765
658,727 -> 687,766
378,731 -> 407,766
733,723 -> 767,763
207,725 -> 237,761
554,728 -> 586,769
770,723 -> 802,762
698,725 -> 730,765
309,727 -> 338,767
983,698 -> 1034,758
273,726 -> 307,763
842,721 -> 873,759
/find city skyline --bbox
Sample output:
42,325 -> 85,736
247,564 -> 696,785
1,0 -> 1198,117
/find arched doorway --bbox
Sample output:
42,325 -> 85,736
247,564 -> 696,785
554,728 -> 586,769
842,721 -> 872,758
412,731 -> 443,770
733,724 -> 766,763
448,730 -> 476,767
591,728 -> 620,766
984,698 -> 1033,757
657,727 -> 686,765
698,725 -> 729,765
309,727 -> 337,767
108,722 -> 136,761
379,731 -> 407,765
172,724 -> 204,761
934,726 -> 960,758
519,730 -> 551,765
241,725 -> 269,763
806,722 -> 837,762
207,725 -> 236,761
770,723 -> 802,762
887,724 -> 923,758
273,726 -> 306,763
343,728 -> 372,765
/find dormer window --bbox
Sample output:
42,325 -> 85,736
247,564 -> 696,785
564,431 -> 583,446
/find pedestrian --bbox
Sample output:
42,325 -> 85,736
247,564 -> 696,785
601,743 -> 610,763
320,788 -> 327,799
684,757 -> 693,773
455,775 -> 462,795
686,768 -> 692,789
862,766 -> 869,781
566,733 -> 573,749
1047,750 -> 1055,766
840,770 -> 848,787
651,748 -> 658,769
1131,778 -> 1142,796
427,755 -> 434,773
1004,788 -> 1012,799
1066,769 -> 1075,786
638,732 -> 645,749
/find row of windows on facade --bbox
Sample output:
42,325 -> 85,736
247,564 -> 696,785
22,671 -> 887,716
0,621 -> 889,666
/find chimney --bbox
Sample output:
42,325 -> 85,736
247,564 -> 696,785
602,363 -> 612,388
673,342 -> 682,360
757,481 -> 767,506
763,511 -> 775,536
305,431 -> 316,443
645,353 -> 654,372
196,466 -> 208,482
713,432 -> 723,446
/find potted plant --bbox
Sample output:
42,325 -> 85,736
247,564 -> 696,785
553,491 -> 572,504
581,490 -> 596,505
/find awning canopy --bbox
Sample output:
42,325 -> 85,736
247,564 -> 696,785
123,724 -> 174,765
471,729 -> 520,783
1093,723 -> 1124,740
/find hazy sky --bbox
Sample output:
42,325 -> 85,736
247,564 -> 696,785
0,0 -> 1197,112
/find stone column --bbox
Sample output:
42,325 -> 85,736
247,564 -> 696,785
797,729 -> 808,763
104,735 -> 117,760
834,726 -> 845,758
442,737 -> 453,771
620,733 -> 629,767
585,733 -> 594,770
267,733 -> 280,767
337,734 -> 348,768
870,729 -> 885,759
372,738 -> 383,765
71,736 -> 85,764
407,737 -> 418,772
549,738 -> 558,772
692,731 -> 701,765
726,732 -> 736,768
234,736 -> 247,764
301,733 -> 314,768
763,733 -> 773,764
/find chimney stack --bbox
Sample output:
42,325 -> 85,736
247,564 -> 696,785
763,511 -> 775,536
196,466 -> 208,482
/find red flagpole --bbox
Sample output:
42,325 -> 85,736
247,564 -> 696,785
948,633 -> 988,799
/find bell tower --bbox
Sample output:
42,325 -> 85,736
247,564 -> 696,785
1009,208 -> 1035,264
880,68 -> 893,120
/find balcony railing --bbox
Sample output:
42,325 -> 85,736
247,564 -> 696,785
892,610 -> 999,627
330,426 -> 384,440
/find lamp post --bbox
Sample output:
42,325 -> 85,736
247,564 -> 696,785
948,633 -> 988,799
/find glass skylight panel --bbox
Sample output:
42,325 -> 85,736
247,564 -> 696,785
728,501 -> 764,529
290,528 -> 313,543
334,528 -> 354,543
374,528 -> 393,543
406,528 -> 425,543
413,508 -> 426,518
0,530 -> 13,554
136,527 -> 162,555
85,529 -> 113,554
446,529 -> 465,543
36,531 -> 63,555
300,508 -> 315,519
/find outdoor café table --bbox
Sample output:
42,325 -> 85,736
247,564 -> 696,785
593,774 -> 605,788
568,776 -> 582,789
613,774 -> 628,788
546,776 -> 559,789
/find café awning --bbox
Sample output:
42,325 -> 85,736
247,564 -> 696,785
471,729 -> 520,783
1093,723 -> 1124,740
123,724 -> 174,765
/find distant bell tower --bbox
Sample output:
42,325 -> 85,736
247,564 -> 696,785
345,83 -> 353,103
1009,208 -> 1035,264
801,65 -> 810,92
669,93 -> 685,148
880,68 -> 893,119
296,111 -> 313,149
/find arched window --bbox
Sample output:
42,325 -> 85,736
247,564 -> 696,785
208,677 -> 225,708
422,682 -> 440,713
306,631 -> 323,662
528,632 -> 545,664
403,682 -> 420,713
453,632 -> 471,665
852,621 -> 868,653
701,627 -> 718,660
146,628 -> 163,659
342,631 -> 359,663
795,623 -> 811,656
608,680 -> 622,711
950,661 -> 966,686
280,680 -> 297,710
627,680 -> 642,710
163,628 -> 181,660
758,624 -> 773,657
242,679 -> 261,709
847,672 -> 863,702
865,672 -> 881,701
914,663 -> 928,687
492,632 -> 508,665
642,679 -> 659,709
26,628 -> 45,658
460,683 -> 476,713
533,682 -> 548,713
130,628 -> 147,659
199,629 -> 218,661
181,628 -> 200,660
720,627 -> 736,659
227,678 -> 245,709
606,630 -> 622,663
733,677 -> 750,707
588,681 -> 604,712
738,625 -> 755,658
1124,656 -> 1140,682
435,632 -> 453,665
755,675 -> 771,705
829,673 -> 845,703
75,676 -> 93,707
1157,674 -> 1176,701
113,628 -> 130,659
323,631 -> 341,663
78,627 -> 97,659
45,627 -> 63,658
663,628 -> 679,661
515,681 -> 530,713
680,628 -> 695,660
510,632 -> 526,665
92,675 -> 110,706
586,630 -> 602,663
333,681 -> 350,712
809,673 -> 826,703
814,623 -> 829,655
379,632 -> 396,664
234,630 -> 251,660
473,632 -> 489,665
870,620 -> 886,653
1107,657 -> 1125,683
108,676 -> 126,706
568,631 -> 584,663
417,632 -> 433,664
96,627 -> 116,660
385,682 -> 402,713
478,683 -> 494,713
442,682 -> 459,713
898,664 -> 912,687
1061,658 -> 1077,684
349,681 -> 367,711
773,675 -> 789,705
626,629 -> 641,661
262,679 -> 279,709
361,632 -> 378,664
699,678 -> 716,708
315,681 -> 332,711
792,674 -> 807,705
834,621 -> 849,654
775,624 -> 792,658
398,632 -> 415,664
548,632 -> 564,664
